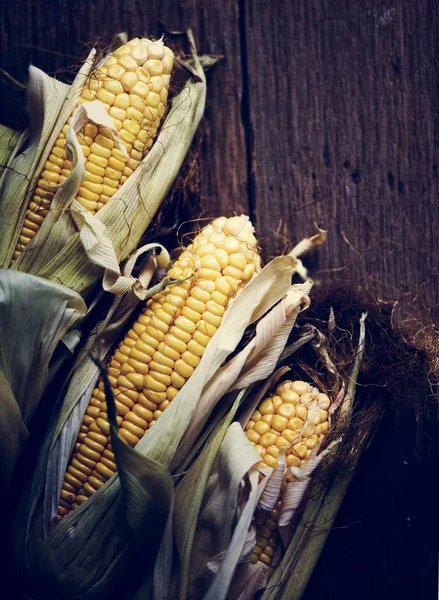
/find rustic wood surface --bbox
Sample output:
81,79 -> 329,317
0,0 -> 437,598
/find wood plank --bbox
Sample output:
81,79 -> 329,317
0,0 -> 249,218
244,0 -> 439,308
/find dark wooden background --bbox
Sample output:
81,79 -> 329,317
0,1 -> 437,598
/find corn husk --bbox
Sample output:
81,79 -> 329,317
0,124 -> 21,171
10,251 -> 312,598
0,270 -> 86,489
0,31 -> 207,300
177,314 -> 368,600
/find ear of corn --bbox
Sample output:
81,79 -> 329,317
245,380 -> 331,567
56,215 -> 261,521
13,37 -> 174,262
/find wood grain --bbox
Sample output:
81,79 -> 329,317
244,0 -> 439,309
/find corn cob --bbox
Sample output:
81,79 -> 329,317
245,380 -> 331,567
56,216 -> 261,521
13,37 -> 174,262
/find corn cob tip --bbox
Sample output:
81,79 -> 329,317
246,379 -> 332,567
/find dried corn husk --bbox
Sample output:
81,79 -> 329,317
0,124 -> 21,172
0,270 -> 86,489
0,31 -> 207,300
10,252 -> 312,598
178,314 -> 367,600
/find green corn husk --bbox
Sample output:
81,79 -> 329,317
172,312 -> 371,600
0,31 -> 207,300
10,231 -> 314,598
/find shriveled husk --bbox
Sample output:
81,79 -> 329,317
9,249 -> 312,598
0,270 -> 86,490
174,312 -> 369,600
0,31 -> 207,300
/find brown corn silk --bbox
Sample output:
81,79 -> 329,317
245,380 -> 331,567
13,37 -> 174,261
56,215 -> 261,521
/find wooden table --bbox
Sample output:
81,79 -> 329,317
1,1 -> 436,597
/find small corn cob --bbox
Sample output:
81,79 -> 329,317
13,37 -> 174,262
56,216 -> 261,522
245,380 -> 331,567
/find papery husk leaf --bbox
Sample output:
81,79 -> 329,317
0,124 -> 21,170
15,31 -> 206,297
203,469 -> 260,600
278,440 -> 340,530
0,269 -> 86,423
227,562 -> 272,600
259,450 -> 287,512
173,391 -> 245,600
183,424 -> 260,599
0,52 -> 94,268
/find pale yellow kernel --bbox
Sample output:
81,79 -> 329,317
228,253 -> 247,270
277,403 -> 295,419
126,106 -> 144,124
266,445 -> 279,459
149,75 -> 164,93
271,415 -> 288,432
114,93 -> 131,110
302,421 -> 316,437
252,410 -> 262,422
296,405 -> 307,420
261,414 -> 273,425
86,161 -> 106,177
288,417 -> 304,431
254,421 -> 270,436
291,381 -> 311,395
223,265 -> 243,280
82,181 -> 102,195
131,81 -> 149,98
214,276 -> 231,297
78,187 -> 99,202
145,59 -> 163,76
107,63 -> 126,81
174,359 -> 194,379
260,432 -> 277,448
109,106 -> 127,122
90,142 -> 111,159
186,296 -> 205,313
282,429 -> 298,443
286,454 -> 301,468
242,263 -> 256,280
193,330 -> 209,347
171,371 -> 186,389
96,88 -> 115,106
292,442 -> 308,458
224,276 -> 240,292
162,51 -> 174,74
306,435 -> 319,449
165,334 -> 187,354
246,429 -> 260,444
131,44 -> 149,64
205,300 -> 225,317
284,390 -> 300,403
130,93 -> 146,112
263,454 -> 278,468
317,393 -> 331,409
201,312 -> 222,328
181,306 -> 201,324
259,399 -> 274,416
119,54 -> 138,72
147,42 -> 166,60
190,287 -> 211,303
166,386 -> 179,401
223,236 -> 241,254
82,89 -> 97,101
